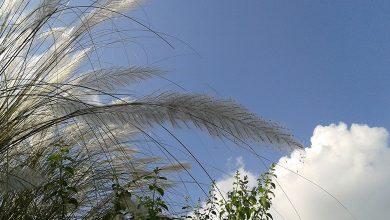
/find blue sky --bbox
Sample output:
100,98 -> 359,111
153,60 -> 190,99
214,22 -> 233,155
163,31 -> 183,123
104,1 -> 390,216
3,0 -> 389,218
128,0 -> 390,141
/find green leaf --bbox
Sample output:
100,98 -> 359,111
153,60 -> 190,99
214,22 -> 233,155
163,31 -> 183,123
64,166 -> 75,175
47,154 -> 61,161
44,182 -> 55,190
60,147 -> 69,154
249,196 -> 257,205
156,187 -> 164,196
66,186 -> 78,193
161,203 -> 169,211
65,198 -> 79,207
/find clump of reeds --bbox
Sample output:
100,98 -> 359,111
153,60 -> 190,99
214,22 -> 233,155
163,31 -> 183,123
0,0 -> 302,218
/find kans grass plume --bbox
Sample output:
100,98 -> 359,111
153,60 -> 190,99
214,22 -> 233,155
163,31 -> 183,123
0,0 -> 302,218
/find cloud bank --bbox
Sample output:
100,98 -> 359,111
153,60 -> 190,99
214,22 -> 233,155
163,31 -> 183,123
216,123 -> 390,220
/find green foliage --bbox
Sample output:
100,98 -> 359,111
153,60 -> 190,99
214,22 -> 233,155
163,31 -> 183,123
103,167 -> 170,220
101,183 -> 133,220
189,185 -> 220,220
45,141 -> 79,219
0,140 -> 82,219
136,168 -> 169,219
220,165 -> 276,220
0,136 -> 276,220
190,164 -> 277,220
101,166 -> 277,220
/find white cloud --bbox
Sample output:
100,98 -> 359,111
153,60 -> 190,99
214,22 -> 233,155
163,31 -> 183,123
196,123 -> 390,219
272,123 -> 390,220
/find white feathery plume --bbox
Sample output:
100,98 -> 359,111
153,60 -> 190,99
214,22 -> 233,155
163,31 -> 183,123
47,48 -> 90,84
73,0 -> 141,36
59,93 -> 302,149
0,0 -> 24,15
35,0 -> 62,22
69,67 -> 161,92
